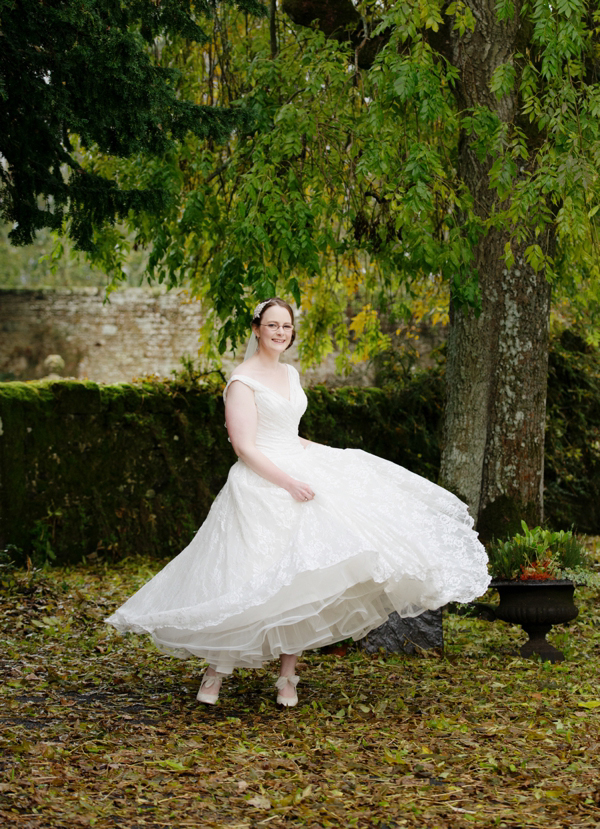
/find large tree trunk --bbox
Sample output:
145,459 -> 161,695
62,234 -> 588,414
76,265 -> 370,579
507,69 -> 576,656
440,231 -> 552,540
439,1 -> 552,538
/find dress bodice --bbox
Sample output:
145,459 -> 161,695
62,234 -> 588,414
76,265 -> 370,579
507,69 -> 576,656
224,364 -> 307,458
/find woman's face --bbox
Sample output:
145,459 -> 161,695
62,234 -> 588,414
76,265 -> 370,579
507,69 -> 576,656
253,305 -> 294,354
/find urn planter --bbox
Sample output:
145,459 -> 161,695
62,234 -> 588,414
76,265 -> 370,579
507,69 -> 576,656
487,579 -> 579,663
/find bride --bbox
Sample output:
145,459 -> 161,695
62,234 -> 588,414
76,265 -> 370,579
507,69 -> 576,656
107,298 -> 490,707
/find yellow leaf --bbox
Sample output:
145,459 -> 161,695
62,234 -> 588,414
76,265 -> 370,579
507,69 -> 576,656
247,794 -> 271,809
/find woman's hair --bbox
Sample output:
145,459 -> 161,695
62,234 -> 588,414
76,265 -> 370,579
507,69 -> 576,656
252,298 -> 296,349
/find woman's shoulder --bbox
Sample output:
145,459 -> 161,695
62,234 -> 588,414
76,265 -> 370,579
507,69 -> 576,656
229,356 -> 262,380
230,360 -> 297,381
228,369 -> 260,388
224,365 -> 261,401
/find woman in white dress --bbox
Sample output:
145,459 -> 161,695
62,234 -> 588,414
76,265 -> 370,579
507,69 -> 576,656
107,298 -> 490,707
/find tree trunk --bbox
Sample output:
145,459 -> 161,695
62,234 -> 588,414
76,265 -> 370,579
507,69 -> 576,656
440,230 -> 552,540
438,1 -> 552,539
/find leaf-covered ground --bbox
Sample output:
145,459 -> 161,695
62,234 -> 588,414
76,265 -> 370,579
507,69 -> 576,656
2,543 -> 600,829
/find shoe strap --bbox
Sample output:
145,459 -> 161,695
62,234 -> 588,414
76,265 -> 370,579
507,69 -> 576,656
201,675 -> 223,690
275,674 -> 299,690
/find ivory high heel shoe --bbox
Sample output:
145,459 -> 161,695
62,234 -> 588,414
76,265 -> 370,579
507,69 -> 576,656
275,674 -> 299,707
197,672 -> 225,704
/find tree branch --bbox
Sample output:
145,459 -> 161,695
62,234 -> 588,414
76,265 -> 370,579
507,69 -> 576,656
270,0 -> 278,58
281,0 -> 389,69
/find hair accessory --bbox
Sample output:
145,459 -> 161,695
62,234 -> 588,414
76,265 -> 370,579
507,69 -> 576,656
252,299 -> 272,321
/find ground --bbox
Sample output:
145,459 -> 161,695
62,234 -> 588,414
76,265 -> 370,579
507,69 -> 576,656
1,544 -> 600,829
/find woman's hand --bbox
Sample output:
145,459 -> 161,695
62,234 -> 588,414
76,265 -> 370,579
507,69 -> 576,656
299,436 -> 326,450
286,479 -> 315,502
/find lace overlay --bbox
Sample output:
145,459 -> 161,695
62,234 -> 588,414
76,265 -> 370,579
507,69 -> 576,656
107,364 -> 490,672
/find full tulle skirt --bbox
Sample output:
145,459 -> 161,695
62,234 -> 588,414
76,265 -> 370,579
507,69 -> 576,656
106,443 -> 490,673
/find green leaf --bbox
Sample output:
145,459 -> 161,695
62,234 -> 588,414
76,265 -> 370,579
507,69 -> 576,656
490,63 -> 516,100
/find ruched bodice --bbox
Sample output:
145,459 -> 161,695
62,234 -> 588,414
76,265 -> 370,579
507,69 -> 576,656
224,365 -> 307,458
107,362 -> 490,673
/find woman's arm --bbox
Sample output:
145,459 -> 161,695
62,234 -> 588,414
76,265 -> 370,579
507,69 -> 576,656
225,380 -> 314,502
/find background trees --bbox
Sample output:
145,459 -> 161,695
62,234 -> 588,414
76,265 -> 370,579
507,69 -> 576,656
0,0 -> 265,250
5,1 -> 600,536
272,0 -> 600,537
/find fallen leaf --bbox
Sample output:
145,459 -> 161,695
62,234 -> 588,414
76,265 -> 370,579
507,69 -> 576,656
247,794 -> 271,809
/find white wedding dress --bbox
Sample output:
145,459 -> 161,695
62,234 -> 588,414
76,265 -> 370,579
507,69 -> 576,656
107,364 -> 490,672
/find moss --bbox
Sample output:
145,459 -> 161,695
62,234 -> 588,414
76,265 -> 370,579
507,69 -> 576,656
0,380 -> 235,564
50,381 -> 102,414
0,381 -> 54,403
101,384 -> 143,415
0,383 -> 55,553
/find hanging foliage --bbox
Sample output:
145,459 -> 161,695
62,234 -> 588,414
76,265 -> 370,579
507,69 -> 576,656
75,1 -> 600,362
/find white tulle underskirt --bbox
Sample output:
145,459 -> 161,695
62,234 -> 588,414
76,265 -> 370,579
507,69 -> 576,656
151,564 -> 439,673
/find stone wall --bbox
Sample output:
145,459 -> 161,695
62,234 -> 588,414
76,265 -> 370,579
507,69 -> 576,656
0,287 -> 208,383
0,287 -> 377,386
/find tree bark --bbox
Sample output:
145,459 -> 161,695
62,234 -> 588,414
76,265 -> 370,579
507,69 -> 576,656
270,0 -> 278,58
438,1 -> 552,538
440,231 -> 552,540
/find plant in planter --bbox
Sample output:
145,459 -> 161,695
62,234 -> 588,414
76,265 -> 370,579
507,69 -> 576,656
483,523 -> 600,662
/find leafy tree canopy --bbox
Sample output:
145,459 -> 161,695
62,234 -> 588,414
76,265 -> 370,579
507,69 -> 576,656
0,0 -> 266,250
73,0 -> 600,365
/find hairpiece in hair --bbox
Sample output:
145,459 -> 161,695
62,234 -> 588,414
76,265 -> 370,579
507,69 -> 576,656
252,299 -> 272,321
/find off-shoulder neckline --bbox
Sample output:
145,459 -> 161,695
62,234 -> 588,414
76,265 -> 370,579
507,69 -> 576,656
228,363 -> 294,402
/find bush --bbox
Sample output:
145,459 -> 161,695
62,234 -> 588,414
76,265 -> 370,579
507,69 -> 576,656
545,330 -> 600,533
2,330 -> 600,566
487,521 -> 589,581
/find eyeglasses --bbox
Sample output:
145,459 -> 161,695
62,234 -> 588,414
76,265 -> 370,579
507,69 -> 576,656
260,323 -> 294,332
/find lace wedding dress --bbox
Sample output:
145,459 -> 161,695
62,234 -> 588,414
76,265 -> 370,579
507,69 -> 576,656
107,364 -> 490,672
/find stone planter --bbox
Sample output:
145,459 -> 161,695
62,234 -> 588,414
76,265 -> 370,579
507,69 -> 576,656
486,579 -> 579,663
